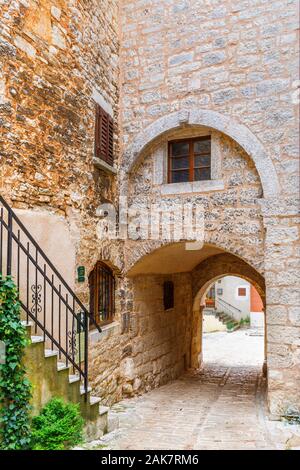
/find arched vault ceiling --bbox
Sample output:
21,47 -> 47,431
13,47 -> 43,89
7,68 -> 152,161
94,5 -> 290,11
127,243 -> 224,276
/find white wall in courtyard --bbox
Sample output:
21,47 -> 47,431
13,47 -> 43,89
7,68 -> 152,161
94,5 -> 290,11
215,276 -> 251,320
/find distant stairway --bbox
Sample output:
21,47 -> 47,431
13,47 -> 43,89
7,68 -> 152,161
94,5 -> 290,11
215,298 -> 241,331
204,297 -> 242,332
216,311 -> 240,331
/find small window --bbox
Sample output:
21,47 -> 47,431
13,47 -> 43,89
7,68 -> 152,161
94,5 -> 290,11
163,281 -> 174,310
238,287 -> 247,297
89,261 -> 115,328
95,104 -> 114,166
168,136 -> 211,184
217,288 -> 223,296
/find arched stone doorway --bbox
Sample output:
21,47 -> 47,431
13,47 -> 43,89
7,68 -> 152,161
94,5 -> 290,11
190,253 -> 266,371
117,107 -> 299,418
126,243 -> 269,399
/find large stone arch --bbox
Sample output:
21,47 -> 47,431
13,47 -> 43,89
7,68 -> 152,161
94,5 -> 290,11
192,253 -> 265,302
125,234 -> 264,278
190,253 -> 266,369
123,109 -> 280,198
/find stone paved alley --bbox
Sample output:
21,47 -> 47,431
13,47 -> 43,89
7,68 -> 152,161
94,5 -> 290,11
81,331 -> 300,451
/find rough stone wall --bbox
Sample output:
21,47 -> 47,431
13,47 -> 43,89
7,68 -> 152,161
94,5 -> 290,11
120,0 -> 300,417
120,0 -> 299,197
0,0 -> 125,404
0,0 -> 299,415
261,201 -> 300,417
88,276 -> 135,407
0,0 -> 120,274
127,273 -> 193,395
88,272 -> 193,403
127,129 -> 264,274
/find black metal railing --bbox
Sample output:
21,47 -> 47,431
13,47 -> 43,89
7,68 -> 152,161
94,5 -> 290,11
216,297 -> 242,318
0,195 -> 101,399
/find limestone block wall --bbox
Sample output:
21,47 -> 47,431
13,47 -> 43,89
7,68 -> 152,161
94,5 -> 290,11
124,273 -> 193,395
0,0 -> 120,277
0,1 -> 124,405
88,272 -> 192,403
127,129 -> 265,274
0,0 -> 299,417
261,201 -> 300,417
120,0 -> 299,198
120,0 -> 300,417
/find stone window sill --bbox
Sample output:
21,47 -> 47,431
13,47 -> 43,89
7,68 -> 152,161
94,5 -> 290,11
160,179 -> 224,195
89,321 -> 120,343
93,157 -> 117,175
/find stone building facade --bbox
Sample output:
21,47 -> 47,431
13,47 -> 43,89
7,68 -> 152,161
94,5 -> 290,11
0,0 -> 299,417
0,0 -> 125,405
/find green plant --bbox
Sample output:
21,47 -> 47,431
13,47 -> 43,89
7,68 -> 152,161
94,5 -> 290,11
226,321 -> 235,330
0,275 -> 32,450
31,398 -> 84,450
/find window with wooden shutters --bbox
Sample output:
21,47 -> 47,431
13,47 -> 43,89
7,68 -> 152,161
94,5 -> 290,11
95,104 -> 114,166
89,262 -> 115,328
163,281 -> 174,310
168,136 -> 211,183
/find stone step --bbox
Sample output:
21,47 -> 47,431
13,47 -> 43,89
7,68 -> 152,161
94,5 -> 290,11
69,374 -> 81,384
44,349 -> 58,358
24,321 -> 111,442
57,361 -> 71,372
99,405 -> 109,416
80,385 -> 92,395
216,311 -> 240,330
90,396 -> 101,406
31,335 -> 44,344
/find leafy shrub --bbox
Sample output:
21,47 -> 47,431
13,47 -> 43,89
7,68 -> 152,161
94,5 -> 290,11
31,398 -> 84,450
226,321 -> 235,330
0,275 -> 32,450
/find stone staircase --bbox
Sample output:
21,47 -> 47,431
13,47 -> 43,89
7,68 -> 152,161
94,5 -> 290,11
216,311 -> 240,331
23,322 -> 109,441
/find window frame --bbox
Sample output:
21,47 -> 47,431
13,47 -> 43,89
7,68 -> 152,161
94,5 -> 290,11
95,103 -> 114,167
238,287 -> 247,297
88,261 -> 115,329
168,136 -> 211,184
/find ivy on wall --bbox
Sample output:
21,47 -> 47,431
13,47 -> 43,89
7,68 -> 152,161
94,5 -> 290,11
0,275 -> 32,450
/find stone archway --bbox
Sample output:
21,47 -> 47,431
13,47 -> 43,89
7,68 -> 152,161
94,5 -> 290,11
123,109 -> 280,198
190,253 -> 266,369
125,243 -> 267,390
192,253 -> 265,301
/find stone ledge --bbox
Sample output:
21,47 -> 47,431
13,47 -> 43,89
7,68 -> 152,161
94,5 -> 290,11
93,157 -> 117,175
89,321 -> 120,343
160,179 -> 225,195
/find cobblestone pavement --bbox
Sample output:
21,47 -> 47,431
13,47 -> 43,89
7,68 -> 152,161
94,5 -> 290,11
84,331 -> 300,450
